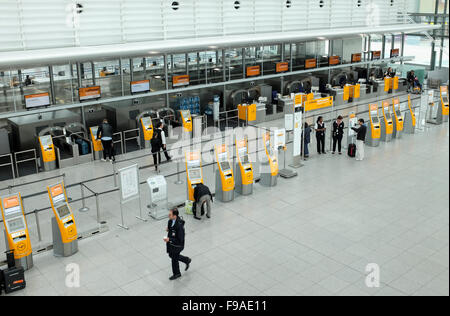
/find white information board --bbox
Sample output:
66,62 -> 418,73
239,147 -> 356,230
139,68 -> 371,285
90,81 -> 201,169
293,111 -> 302,157
119,164 -> 140,203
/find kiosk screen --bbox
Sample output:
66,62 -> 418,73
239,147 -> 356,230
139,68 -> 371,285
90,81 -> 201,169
188,168 -> 201,181
372,117 -> 379,124
7,218 -> 25,232
220,161 -> 231,171
56,204 -> 71,218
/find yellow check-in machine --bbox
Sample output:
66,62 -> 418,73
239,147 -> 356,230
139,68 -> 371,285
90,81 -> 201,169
89,126 -> 103,160
180,110 -> 193,134
392,97 -> 404,139
39,134 -> 57,171
260,131 -> 278,187
139,116 -> 154,149
404,95 -> 417,134
185,151 -> 204,201
1,194 -> 33,270
366,103 -> 381,147
235,137 -> 254,196
380,101 -> 394,142
47,182 -> 78,257
440,85 -> 449,123
214,144 -> 235,202
238,103 -> 257,124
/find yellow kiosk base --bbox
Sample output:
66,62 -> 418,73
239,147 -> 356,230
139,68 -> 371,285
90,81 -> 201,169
52,217 -> 78,257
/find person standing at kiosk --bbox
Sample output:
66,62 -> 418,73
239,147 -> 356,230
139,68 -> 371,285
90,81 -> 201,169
164,208 -> 191,281
351,119 -> 367,161
315,116 -> 326,154
332,116 -> 345,155
96,119 -> 115,162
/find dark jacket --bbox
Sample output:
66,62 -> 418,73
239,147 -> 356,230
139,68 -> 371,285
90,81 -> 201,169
194,183 -> 213,203
167,218 -> 185,254
351,125 -> 367,141
303,126 -> 311,144
97,123 -> 113,139
332,121 -> 345,138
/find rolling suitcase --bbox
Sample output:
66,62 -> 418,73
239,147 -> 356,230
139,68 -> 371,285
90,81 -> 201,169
2,266 -> 26,294
348,143 -> 356,158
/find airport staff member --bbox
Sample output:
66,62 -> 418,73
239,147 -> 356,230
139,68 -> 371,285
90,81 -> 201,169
97,119 -> 115,162
351,119 -> 367,161
151,121 -> 172,172
332,115 -> 345,155
315,116 -> 326,155
164,208 -> 191,280
193,183 -> 213,220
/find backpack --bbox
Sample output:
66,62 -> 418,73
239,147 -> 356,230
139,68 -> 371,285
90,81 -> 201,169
151,129 -> 162,148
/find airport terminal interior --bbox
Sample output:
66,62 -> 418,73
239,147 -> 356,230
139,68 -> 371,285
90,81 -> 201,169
0,0 -> 448,298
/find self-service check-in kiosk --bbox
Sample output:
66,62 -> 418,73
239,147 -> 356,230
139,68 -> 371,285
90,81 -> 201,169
404,95 -> 417,134
1,194 -> 33,270
185,151 -> 204,201
392,97 -> 404,139
139,116 -> 154,149
366,104 -> 381,147
235,137 -> 254,195
180,110 -> 193,137
260,132 -> 278,187
89,126 -> 103,160
147,175 -> 168,220
214,144 -> 235,202
380,101 -> 394,142
47,182 -> 78,257
39,135 -> 57,171
440,85 -> 449,123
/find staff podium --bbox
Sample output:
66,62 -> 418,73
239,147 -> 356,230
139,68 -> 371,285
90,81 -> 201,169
47,182 -> 78,257
1,194 -> 33,270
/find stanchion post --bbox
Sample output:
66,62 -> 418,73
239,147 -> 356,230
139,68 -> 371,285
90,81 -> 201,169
79,183 -> 89,212
34,210 -> 42,242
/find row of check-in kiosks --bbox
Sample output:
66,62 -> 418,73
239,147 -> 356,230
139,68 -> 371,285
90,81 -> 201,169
365,88 -> 449,146
185,132 -> 279,204
1,181 -> 78,271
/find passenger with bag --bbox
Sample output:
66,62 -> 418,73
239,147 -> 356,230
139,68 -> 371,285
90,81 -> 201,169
164,208 -> 191,280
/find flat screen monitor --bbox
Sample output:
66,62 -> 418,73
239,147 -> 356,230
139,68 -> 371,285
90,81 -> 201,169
188,168 -> 201,181
25,93 -> 50,109
7,218 -> 25,232
220,161 -> 231,171
56,204 -> 71,219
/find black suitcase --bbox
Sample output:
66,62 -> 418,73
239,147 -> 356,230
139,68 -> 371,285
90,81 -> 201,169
348,143 -> 356,158
2,266 -> 26,294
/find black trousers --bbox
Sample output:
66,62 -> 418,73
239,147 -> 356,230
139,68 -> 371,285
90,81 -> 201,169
169,250 -> 190,276
101,139 -> 114,160
316,135 -> 325,153
333,135 -> 343,153
152,145 -> 170,169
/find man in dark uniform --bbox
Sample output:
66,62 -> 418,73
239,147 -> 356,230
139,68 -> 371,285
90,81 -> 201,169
164,208 -> 191,280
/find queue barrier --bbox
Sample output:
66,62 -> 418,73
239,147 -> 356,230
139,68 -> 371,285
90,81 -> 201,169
0,153 -> 15,180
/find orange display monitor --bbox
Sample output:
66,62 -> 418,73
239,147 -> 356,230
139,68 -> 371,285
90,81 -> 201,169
79,86 -> 101,101
246,66 -> 261,77
351,53 -> 362,63
0,194 -> 33,260
329,56 -> 340,65
25,92 -> 50,109
276,62 -> 289,73
305,59 -> 317,69
173,75 -> 190,87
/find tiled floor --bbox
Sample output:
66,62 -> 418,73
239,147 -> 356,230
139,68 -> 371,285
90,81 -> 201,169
1,118 -> 448,296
